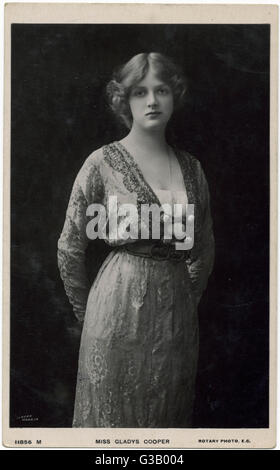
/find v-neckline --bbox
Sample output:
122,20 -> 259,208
114,140 -> 187,206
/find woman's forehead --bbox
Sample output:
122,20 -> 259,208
134,67 -> 168,88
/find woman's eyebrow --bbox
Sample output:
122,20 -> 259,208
133,83 -> 168,89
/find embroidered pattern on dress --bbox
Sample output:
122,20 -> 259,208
57,160 -> 104,321
103,142 -> 204,250
72,374 -> 92,426
103,142 -> 160,210
174,148 -> 203,233
86,340 -> 108,387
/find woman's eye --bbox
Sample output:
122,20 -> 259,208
133,90 -> 145,97
158,87 -> 169,95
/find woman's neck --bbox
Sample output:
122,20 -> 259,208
122,125 -> 169,156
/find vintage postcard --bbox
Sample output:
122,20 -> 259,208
3,3 -> 278,449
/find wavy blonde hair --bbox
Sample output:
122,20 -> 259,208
106,52 -> 187,129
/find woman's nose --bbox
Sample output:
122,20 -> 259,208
147,91 -> 157,106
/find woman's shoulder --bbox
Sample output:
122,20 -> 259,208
174,146 -> 209,189
82,141 -> 119,168
174,146 -> 202,170
82,146 -> 104,168
76,144 -> 108,178
73,146 -> 105,191
76,141 -> 120,184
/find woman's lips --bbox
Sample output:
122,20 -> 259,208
145,111 -> 161,116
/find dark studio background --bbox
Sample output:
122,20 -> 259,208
10,24 -> 269,428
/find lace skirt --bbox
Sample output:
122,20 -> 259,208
72,248 -> 199,428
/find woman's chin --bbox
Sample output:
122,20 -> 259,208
140,120 -> 168,132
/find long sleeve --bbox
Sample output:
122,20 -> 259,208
57,153 -> 104,322
186,160 -> 215,305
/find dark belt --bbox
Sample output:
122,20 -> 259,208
124,241 -> 191,262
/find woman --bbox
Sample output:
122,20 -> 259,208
57,52 -> 215,427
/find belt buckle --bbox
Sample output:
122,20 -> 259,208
169,249 -> 186,262
169,245 -> 191,262
150,243 -> 170,260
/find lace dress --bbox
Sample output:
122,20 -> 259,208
57,141 -> 215,427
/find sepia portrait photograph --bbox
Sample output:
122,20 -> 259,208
3,3 -> 277,448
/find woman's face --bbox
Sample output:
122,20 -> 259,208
128,65 -> 174,131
